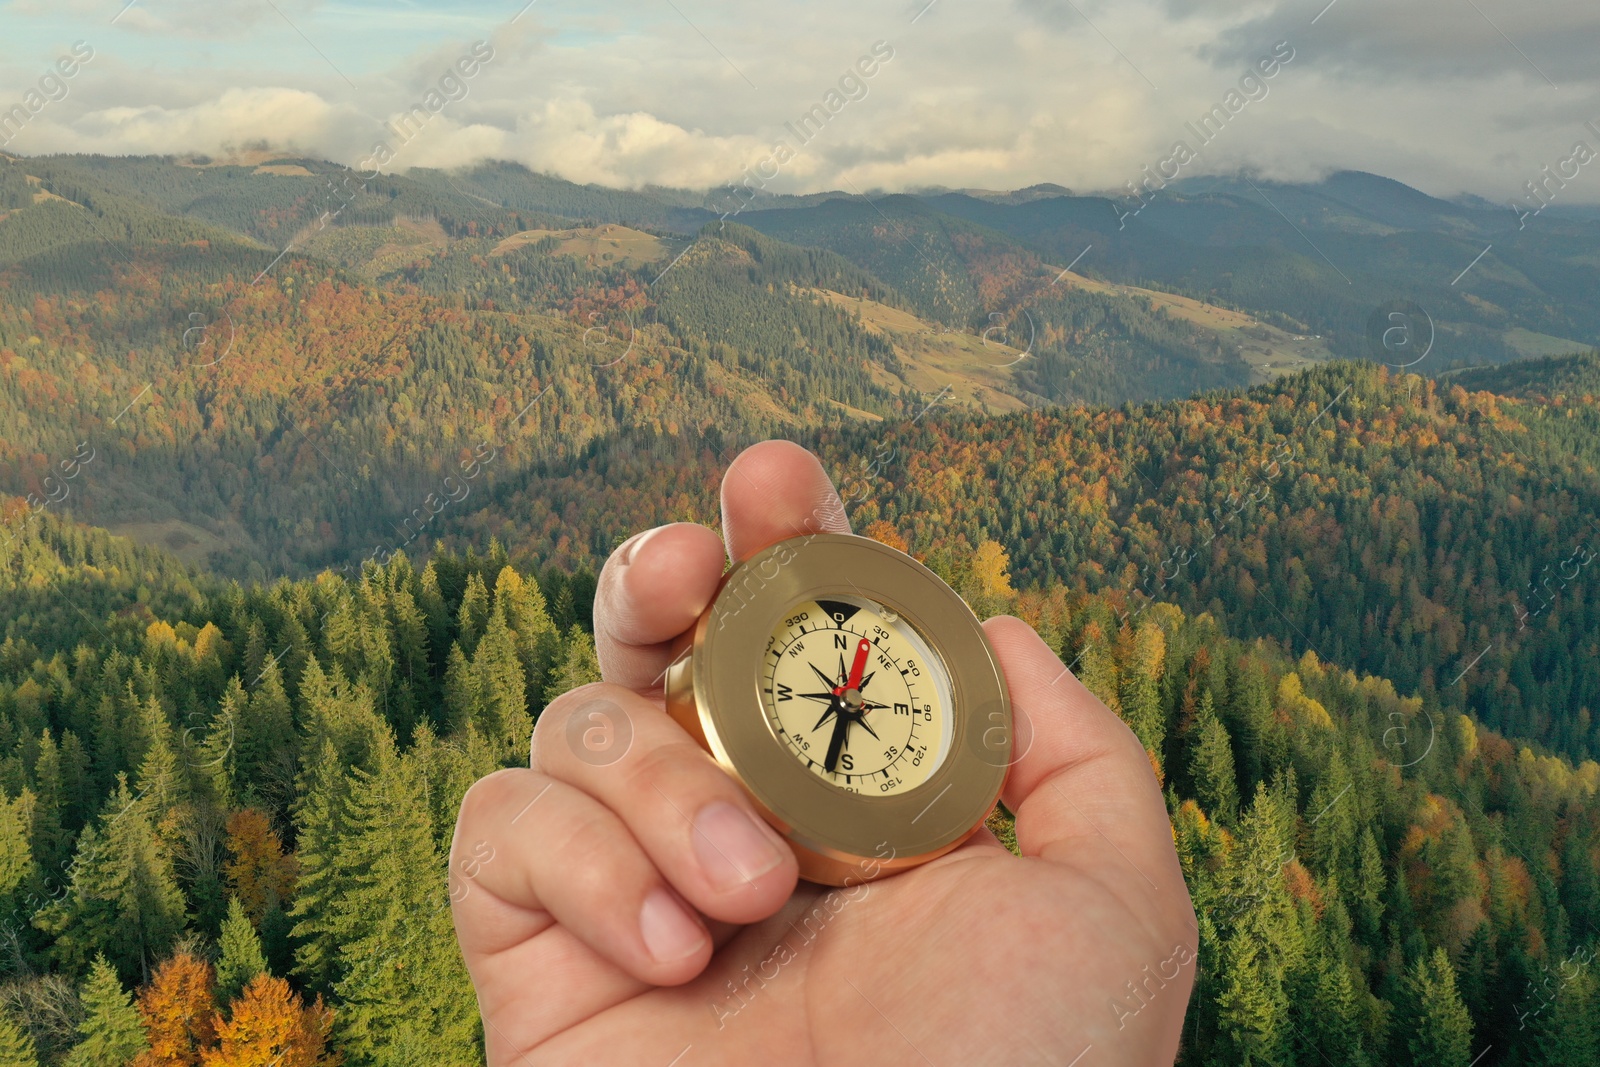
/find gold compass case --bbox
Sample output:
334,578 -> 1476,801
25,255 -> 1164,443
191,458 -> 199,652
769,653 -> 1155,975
664,533 -> 1013,886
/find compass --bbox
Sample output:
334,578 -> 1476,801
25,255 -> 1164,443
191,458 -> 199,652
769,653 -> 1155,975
664,533 -> 1012,886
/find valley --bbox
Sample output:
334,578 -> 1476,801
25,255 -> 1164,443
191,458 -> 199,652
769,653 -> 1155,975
1,151 -> 1599,1067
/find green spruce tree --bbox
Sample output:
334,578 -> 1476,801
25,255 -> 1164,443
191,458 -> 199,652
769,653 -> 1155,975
34,776 -> 186,978
542,625 -> 601,705
0,1012 -> 37,1067
215,896 -> 270,1006
323,744 -> 479,1063
1404,946 -> 1474,1067
64,954 -> 148,1067
1532,960 -> 1599,1067
1190,693 -> 1239,824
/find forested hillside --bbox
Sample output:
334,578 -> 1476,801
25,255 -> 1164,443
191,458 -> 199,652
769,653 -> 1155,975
1446,351 -> 1600,403
0,509 -> 1596,1065
450,358 -> 1600,765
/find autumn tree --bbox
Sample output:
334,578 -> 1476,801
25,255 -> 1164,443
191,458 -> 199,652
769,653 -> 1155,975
202,974 -> 339,1067
222,810 -> 296,927
134,952 -> 216,1067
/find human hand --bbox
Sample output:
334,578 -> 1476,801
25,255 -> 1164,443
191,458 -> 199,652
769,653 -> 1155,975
450,440 -> 1196,1065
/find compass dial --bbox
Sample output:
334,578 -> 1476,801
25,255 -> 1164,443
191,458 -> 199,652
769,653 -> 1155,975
760,594 -> 954,795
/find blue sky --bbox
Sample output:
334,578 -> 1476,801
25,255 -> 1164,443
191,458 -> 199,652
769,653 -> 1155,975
2,0 -> 1597,203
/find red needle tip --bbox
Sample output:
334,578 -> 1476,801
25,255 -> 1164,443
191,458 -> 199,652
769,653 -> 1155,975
846,638 -> 872,691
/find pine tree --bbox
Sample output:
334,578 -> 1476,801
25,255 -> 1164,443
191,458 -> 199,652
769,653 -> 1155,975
0,788 -> 35,911
36,777 -> 187,978
1532,961 -> 1599,1066
1214,783 -> 1303,1065
288,739 -> 355,995
295,658 -> 391,783
28,730 -> 68,874
542,625 -> 601,706
1404,946 -> 1474,1067
1289,926 -> 1369,1066
417,561 -> 452,674
454,574 -> 489,657
202,974 -> 339,1067
387,585 -> 431,733
468,610 -> 529,760
0,1012 -> 37,1067
199,682 -> 244,810
1190,693 -> 1239,824
242,663 -> 296,815
65,954 -> 149,1067
319,746 -> 478,1064
1117,620 -> 1166,769
439,642 -> 472,736
1353,827 -> 1387,947
215,898 -> 269,1007
132,695 -> 185,825
491,566 -> 557,705
1307,748 -> 1356,881
133,951 -> 217,1067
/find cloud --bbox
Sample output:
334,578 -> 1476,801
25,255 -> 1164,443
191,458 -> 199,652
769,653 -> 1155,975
23,87 -> 339,157
1205,0 -> 1598,86
488,98 -> 765,189
0,0 -> 1595,204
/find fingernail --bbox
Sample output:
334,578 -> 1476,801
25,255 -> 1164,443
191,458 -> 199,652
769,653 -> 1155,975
693,801 -> 785,891
640,888 -> 706,963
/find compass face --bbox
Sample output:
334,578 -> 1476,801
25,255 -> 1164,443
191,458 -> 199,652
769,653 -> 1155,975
760,594 -> 954,795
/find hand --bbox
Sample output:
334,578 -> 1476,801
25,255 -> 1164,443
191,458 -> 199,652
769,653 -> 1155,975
450,440 -> 1196,1065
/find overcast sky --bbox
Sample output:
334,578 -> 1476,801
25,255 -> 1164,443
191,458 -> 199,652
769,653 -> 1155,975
2,0 -> 1597,204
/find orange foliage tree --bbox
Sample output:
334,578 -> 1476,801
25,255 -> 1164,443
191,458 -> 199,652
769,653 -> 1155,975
202,974 -> 340,1067
134,951 -> 216,1067
223,810 -> 298,926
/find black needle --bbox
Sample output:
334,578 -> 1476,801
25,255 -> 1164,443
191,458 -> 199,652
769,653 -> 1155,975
823,704 -> 851,773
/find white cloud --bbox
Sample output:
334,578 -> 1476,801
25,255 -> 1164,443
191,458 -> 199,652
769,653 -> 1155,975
0,0 -> 1595,202
23,87 -> 338,156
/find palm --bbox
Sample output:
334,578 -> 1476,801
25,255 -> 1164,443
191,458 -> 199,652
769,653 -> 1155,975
452,442 -> 1194,1065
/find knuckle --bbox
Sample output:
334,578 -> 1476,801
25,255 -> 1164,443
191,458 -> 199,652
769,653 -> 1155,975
619,737 -> 716,808
532,682 -> 627,768
454,769 -> 528,846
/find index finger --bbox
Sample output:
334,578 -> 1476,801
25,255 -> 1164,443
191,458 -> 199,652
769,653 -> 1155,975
593,440 -> 851,692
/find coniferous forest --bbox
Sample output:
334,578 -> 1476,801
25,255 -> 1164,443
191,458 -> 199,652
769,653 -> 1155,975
1,152 -> 1598,1064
